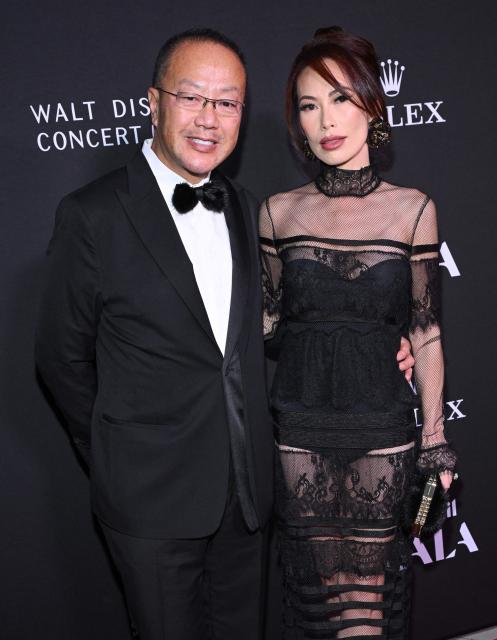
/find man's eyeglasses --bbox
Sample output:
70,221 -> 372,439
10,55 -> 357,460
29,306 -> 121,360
155,87 -> 244,117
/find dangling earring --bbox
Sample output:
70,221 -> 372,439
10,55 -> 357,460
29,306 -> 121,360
303,138 -> 316,161
367,117 -> 391,149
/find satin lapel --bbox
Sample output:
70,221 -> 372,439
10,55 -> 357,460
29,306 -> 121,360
116,151 -> 218,348
216,172 -> 251,365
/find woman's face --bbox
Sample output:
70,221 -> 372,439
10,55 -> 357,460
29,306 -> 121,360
297,59 -> 371,170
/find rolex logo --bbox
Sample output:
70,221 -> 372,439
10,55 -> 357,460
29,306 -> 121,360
380,57 -> 446,127
380,59 -> 405,97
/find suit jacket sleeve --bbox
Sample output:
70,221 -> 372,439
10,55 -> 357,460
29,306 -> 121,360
35,194 -> 102,464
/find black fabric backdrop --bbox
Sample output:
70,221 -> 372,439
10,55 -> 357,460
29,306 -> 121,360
1,1 -> 496,638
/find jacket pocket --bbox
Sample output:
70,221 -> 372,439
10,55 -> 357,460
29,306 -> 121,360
101,413 -> 172,429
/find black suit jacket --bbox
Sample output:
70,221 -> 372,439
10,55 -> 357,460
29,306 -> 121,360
35,150 -> 274,538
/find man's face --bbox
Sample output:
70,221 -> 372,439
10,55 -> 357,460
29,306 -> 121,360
148,40 -> 246,184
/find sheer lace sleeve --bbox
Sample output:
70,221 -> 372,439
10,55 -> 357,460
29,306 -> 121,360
410,198 -> 457,474
259,198 -> 283,339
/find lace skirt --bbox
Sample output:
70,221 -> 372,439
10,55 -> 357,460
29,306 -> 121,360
275,436 -> 416,639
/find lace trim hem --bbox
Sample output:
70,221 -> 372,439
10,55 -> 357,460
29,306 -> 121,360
417,443 -> 457,473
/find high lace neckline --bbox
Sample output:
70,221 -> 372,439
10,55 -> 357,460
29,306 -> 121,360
315,163 -> 381,197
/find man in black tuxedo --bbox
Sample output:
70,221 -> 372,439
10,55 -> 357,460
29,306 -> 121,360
36,28 -> 413,640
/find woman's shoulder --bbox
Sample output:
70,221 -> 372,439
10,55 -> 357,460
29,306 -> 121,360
378,179 -> 432,205
263,181 -> 317,212
377,180 -> 434,222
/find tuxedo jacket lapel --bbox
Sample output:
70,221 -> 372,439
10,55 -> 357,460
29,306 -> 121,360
116,151 -> 218,349
217,172 -> 251,366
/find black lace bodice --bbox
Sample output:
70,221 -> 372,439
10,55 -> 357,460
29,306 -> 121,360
260,166 -> 455,472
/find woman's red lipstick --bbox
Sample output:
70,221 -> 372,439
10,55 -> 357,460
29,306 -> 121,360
320,136 -> 346,150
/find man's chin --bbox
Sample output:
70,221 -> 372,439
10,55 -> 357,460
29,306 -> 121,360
183,158 -> 223,181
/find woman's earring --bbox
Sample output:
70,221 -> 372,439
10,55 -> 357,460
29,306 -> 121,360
367,118 -> 391,148
303,138 -> 316,160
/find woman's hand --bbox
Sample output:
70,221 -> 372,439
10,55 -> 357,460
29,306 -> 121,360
439,470 -> 455,492
397,336 -> 415,381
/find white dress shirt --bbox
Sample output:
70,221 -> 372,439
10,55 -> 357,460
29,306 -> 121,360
142,138 -> 232,355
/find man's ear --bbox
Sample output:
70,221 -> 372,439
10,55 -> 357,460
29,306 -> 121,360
147,87 -> 159,127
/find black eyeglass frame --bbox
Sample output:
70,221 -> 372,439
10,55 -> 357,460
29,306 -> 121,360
154,87 -> 244,116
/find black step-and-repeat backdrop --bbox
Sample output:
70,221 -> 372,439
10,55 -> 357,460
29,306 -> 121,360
2,1 -> 496,638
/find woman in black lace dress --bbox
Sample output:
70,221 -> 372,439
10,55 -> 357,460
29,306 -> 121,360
260,27 -> 457,638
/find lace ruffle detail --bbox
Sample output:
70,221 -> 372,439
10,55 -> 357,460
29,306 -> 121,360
315,163 -> 381,197
417,443 -> 457,474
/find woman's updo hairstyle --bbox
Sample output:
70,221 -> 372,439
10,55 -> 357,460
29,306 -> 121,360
286,26 -> 387,154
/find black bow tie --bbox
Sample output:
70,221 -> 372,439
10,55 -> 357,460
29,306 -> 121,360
172,180 -> 228,214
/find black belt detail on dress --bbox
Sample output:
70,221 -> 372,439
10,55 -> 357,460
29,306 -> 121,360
275,410 -> 415,450
287,313 -> 400,326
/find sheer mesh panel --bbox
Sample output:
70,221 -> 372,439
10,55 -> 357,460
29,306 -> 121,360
259,166 -> 455,638
277,445 -> 413,639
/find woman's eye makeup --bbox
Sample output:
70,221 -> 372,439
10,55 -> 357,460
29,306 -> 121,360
299,102 -> 317,111
298,92 -> 350,111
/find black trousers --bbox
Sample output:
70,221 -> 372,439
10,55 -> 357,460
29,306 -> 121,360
99,486 -> 267,640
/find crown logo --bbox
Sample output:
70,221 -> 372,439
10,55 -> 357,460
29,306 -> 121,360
380,59 -> 405,97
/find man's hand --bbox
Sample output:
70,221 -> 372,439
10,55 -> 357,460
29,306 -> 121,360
397,336 -> 414,382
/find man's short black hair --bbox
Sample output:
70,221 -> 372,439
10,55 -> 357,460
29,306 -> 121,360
152,28 -> 247,87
